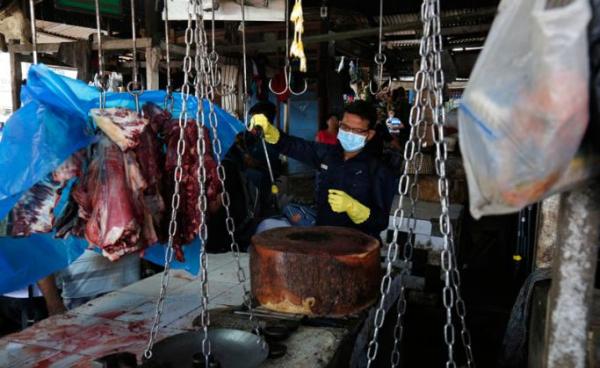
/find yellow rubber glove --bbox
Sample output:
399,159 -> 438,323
328,189 -> 371,224
250,113 -> 280,144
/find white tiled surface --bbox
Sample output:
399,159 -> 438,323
0,252 -> 254,367
0,252 -> 348,368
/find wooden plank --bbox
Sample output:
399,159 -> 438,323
534,194 -> 561,269
7,42 -> 61,54
92,37 -> 153,51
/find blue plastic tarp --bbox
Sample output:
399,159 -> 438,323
0,64 -> 244,293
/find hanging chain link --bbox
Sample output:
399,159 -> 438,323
203,4 -> 265,348
388,2 -> 434,366
193,2 -> 212,365
367,1 -> 474,367
365,2 -> 429,367
428,0 -> 475,366
143,0 -> 195,359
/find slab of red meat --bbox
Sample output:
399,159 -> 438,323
52,150 -> 85,183
11,151 -> 86,237
159,113 -> 221,260
90,108 -> 148,152
11,177 -> 63,236
74,137 -> 146,260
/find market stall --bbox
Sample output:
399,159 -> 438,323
0,0 -> 599,367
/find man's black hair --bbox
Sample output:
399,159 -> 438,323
344,100 -> 377,129
249,101 -> 277,123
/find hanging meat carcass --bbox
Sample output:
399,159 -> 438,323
11,151 -> 85,237
144,103 -> 221,260
71,136 -> 157,260
90,108 -> 149,151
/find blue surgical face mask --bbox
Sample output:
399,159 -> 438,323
338,129 -> 367,152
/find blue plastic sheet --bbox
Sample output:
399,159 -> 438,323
0,64 -> 244,293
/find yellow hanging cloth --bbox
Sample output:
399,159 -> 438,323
289,0 -> 307,72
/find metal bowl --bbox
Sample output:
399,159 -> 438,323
147,329 -> 268,368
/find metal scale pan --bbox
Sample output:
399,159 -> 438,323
146,329 -> 268,368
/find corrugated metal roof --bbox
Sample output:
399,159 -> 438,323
36,20 -> 103,43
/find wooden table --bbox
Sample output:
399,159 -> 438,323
0,252 -> 351,367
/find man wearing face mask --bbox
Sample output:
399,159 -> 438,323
250,100 -> 396,239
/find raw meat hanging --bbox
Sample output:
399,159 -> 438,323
145,102 -> 221,261
90,108 -> 149,151
55,103 -> 220,261
11,151 -> 85,237
71,136 -> 153,261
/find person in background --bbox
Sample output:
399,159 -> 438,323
315,113 -> 340,145
250,100 -> 396,239
386,110 -> 404,135
0,275 -> 65,336
53,250 -> 141,310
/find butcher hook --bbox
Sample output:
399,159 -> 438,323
207,1 -> 234,97
269,61 -> 308,96
369,0 -> 390,95
268,0 -> 307,96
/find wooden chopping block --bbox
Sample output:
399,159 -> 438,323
250,226 -> 381,317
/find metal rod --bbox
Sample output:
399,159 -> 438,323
164,0 -> 171,90
95,0 -> 104,77
29,0 -> 37,64
130,0 -> 138,83
240,0 -> 248,121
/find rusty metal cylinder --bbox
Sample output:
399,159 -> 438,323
250,226 -> 381,317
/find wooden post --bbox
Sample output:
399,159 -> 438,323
534,194 -> 561,270
145,46 -> 161,90
9,43 -> 22,111
543,182 -> 600,368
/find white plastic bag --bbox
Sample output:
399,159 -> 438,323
459,0 -> 591,218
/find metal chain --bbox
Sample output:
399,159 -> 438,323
428,0 -> 475,366
164,0 -> 174,111
193,2 -> 212,365
202,10 -> 265,349
29,0 -> 38,65
365,5 -> 431,367
143,0 -> 195,359
388,2 -> 434,366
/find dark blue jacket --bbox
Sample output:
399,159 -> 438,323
274,133 -> 397,238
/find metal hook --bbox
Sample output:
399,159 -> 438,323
369,76 -> 392,95
268,63 -> 307,96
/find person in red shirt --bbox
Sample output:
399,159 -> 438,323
315,113 -> 340,145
